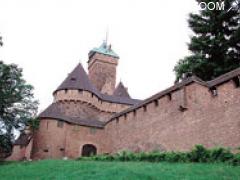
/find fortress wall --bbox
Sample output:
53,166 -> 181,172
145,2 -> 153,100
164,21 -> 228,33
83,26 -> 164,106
32,119 -> 68,159
64,124 -> 111,158
105,80 -> 240,153
32,119 -> 111,159
54,90 -> 130,114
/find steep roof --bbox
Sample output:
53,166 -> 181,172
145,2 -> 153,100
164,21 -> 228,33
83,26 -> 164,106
14,133 -> 32,146
113,82 -> 130,98
54,63 -> 99,94
88,42 -> 119,59
39,102 -> 105,128
54,63 -> 140,105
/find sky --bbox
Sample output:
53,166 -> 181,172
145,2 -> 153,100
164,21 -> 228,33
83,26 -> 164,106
0,0 -> 199,112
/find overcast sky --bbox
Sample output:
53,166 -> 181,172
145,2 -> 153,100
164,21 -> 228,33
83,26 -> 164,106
0,0 -> 199,112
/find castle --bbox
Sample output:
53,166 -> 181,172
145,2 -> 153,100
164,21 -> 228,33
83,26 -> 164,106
7,42 -> 240,160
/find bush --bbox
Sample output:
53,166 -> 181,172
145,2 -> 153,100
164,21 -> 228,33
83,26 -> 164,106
77,145 -> 240,166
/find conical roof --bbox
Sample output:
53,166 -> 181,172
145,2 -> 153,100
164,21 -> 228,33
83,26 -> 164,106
54,63 -> 99,94
113,82 -> 130,98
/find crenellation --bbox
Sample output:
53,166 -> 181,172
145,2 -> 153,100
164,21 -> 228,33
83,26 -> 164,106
54,89 -> 131,113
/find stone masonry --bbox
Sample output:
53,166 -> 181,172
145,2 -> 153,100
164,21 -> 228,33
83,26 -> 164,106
30,42 -> 240,160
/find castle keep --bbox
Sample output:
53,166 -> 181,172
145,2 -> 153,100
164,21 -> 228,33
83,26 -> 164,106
12,42 -> 240,160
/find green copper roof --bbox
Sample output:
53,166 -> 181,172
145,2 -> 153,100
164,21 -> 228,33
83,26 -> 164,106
89,41 -> 119,59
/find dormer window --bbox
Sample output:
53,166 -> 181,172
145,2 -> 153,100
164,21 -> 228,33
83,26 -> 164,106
70,77 -> 76,81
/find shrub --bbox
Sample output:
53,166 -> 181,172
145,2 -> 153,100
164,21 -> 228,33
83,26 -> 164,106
187,145 -> 210,162
77,145 -> 240,166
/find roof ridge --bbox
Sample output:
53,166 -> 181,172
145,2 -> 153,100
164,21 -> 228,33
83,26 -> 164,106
54,63 -> 99,95
113,81 -> 131,98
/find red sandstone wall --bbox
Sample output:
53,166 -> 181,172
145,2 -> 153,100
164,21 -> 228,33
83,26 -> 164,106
64,124 -> 111,158
33,79 -> 240,159
106,81 -> 240,153
32,120 -> 67,159
6,146 -> 26,161
32,119 -> 111,159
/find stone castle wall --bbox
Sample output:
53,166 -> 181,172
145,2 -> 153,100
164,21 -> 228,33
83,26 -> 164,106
105,80 -> 240,153
33,76 -> 240,160
32,119 -> 111,159
54,89 -> 131,115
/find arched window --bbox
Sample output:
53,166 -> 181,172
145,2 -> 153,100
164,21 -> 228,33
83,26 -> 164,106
81,144 -> 97,157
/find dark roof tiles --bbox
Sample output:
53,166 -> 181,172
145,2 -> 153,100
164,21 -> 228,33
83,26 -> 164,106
113,82 -> 130,98
54,63 -> 140,105
39,103 -> 105,128
14,133 -> 32,146
54,63 -> 99,95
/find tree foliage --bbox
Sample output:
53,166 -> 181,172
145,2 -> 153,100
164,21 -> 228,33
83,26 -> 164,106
174,0 -> 240,81
0,37 -> 38,159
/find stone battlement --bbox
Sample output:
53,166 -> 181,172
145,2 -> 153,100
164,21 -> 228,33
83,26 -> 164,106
54,90 -> 131,113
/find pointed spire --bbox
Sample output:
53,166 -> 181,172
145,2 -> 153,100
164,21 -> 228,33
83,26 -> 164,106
54,63 -> 98,94
113,81 -> 130,98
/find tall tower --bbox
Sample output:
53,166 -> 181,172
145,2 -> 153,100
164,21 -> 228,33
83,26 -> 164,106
88,41 -> 119,95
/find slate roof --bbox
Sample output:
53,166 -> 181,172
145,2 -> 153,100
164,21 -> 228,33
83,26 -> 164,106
39,103 -> 105,128
88,42 -> 119,59
54,63 -> 99,94
14,133 -> 32,146
208,67 -> 240,87
113,82 -> 130,98
54,63 -> 140,105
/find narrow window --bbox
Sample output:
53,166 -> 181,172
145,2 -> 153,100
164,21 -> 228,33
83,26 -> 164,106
60,148 -> 65,151
167,93 -> 172,101
133,110 -> 136,116
154,99 -> 159,107
57,121 -> 64,128
64,89 -> 68,93
210,87 -> 218,97
233,76 -> 240,88
91,93 -> 94,98
143,105 -> 147,112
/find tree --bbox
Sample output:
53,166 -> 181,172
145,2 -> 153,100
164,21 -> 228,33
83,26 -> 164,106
0,36 -> 3,47
174,0 -> 240,81
0,37 -> 38,160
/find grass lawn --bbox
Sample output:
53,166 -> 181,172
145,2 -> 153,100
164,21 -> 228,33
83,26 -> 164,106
0,160 -> 240,180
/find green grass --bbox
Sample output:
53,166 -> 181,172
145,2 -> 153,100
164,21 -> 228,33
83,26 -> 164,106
0,160 -> 240,180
